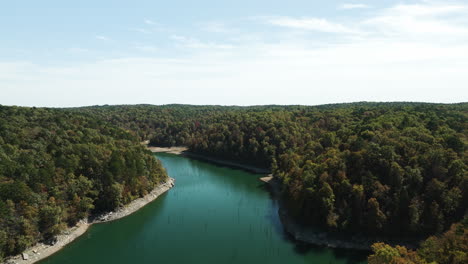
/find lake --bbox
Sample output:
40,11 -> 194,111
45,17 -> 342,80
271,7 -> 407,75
39,153 -> 367,264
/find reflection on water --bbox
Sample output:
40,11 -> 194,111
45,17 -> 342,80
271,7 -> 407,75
39,153 -> 367,264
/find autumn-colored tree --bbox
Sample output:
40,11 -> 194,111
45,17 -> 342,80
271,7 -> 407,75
368,243 -> 427,264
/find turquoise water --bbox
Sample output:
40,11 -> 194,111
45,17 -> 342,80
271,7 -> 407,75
39,153 -> 367,264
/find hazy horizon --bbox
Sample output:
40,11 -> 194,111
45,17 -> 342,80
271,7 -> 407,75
2,0 -> 468,107
2,100 -> 467,109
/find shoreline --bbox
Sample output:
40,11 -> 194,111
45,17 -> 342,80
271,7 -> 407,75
148,147 -> 379,250
3,178 -> 175,264
150,146 -> 419,251
148,147 -> 376,250
148,146 -> 270,174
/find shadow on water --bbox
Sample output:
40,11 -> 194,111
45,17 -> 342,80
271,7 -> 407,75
258,182 -> 369,263
286,235 -> 369,263
179,153 -> 270,175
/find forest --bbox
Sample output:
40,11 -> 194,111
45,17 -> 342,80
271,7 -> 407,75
0,106 -> 167,260
76,102 -> 467,263
0,102 -> 466,263
368,218 -> 467,264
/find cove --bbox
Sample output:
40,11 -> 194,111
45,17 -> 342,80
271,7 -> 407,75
38,153 -> 367,264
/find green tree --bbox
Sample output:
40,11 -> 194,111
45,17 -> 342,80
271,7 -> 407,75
367,198 -> 387,233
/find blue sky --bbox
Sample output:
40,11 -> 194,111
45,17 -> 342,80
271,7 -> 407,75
1,0 -> 467,107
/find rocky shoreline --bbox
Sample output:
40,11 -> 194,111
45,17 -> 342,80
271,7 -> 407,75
3,178 -> 175,264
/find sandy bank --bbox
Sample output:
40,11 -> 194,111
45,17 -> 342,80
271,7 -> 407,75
259,175 -> 273,183
3,178 -> 175,264
147,146 -> 188,155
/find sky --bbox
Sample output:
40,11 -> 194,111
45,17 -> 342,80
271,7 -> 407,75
1,0 -> 468,107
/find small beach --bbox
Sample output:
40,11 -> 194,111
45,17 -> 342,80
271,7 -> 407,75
146,146 -> 188,155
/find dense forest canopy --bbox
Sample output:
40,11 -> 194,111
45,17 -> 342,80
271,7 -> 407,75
0,102 -> 466,262
0,106 -> 167,260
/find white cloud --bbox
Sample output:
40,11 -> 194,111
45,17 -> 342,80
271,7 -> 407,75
141,19 -> 169,32
134,45 -> 159,53
266,17 -> 361,34
144,19 -> 156,25
68,48 -> 89,53
267,2 -> 468,40
171,35 -> 235,50
96,35 -> 110,41
340,3 -> 370,10
363,2 -> 468,37
131,28 -> 151,34
387,3 -> 466,16
200,22 -> 232,33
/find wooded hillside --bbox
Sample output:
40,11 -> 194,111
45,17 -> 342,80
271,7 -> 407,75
78,103 -> 467,238
0,106 -> 167,259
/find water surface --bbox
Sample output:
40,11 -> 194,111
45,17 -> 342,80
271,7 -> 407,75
39,153 -> 367,264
